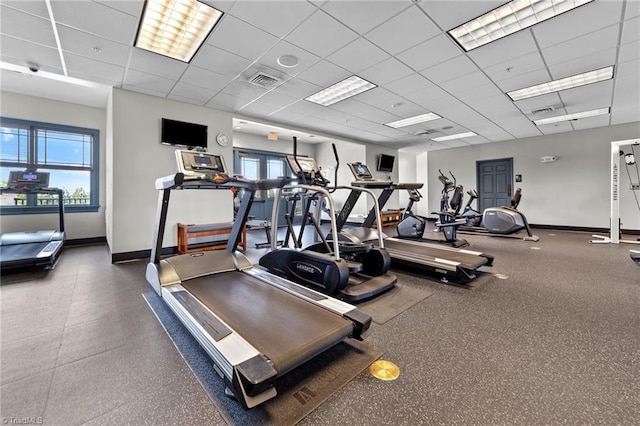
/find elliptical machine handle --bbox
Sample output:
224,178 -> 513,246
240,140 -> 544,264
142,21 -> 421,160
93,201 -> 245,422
331,143 -> 339,191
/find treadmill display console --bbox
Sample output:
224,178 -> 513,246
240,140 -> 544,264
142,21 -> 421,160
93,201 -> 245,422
7,171 -> 50,190
348,163 -> 374,181
177,150 -> 226,176
286,155 -> 319,175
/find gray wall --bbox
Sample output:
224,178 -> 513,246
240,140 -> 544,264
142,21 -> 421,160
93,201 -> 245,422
425,122 -> 640,230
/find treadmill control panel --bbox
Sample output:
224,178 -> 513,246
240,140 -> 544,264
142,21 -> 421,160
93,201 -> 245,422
176,150 -> 227,177
286,155 -> 327,186
348,162 -> 374,181
6,171 -> 50,191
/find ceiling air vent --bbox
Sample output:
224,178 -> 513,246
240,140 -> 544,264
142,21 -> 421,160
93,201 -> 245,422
248,72 -> 280,88
531,106 -> 555,115
414,129 -> 439,136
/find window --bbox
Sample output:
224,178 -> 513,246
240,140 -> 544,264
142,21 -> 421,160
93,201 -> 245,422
0,117 -> 99,214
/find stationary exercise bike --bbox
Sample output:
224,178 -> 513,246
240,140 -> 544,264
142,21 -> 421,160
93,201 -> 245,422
460,186 -> 539,242
397,171 -> 468,248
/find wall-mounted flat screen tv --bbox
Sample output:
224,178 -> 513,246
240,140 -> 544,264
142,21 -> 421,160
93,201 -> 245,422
377,154 -> 395,172
161,118 -> 208,148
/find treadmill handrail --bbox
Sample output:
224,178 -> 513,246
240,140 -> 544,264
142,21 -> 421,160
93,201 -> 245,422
0,187 -> 65,233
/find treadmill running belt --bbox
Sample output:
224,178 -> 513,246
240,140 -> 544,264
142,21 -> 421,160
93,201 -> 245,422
182,271 -> 353,374
383,239 -> 489,269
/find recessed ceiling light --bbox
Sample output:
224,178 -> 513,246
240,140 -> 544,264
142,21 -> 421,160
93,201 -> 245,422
448,0 -> 595,52
277,54 -> 299,68
431,132 -> 477,142
305,75 -> 377,106
135,0 -> 223,63
533,108 -> 610,125
384,113 -> 441,128
508,66 -> 614,101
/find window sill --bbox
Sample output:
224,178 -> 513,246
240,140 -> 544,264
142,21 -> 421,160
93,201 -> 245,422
0,205 -> 100,215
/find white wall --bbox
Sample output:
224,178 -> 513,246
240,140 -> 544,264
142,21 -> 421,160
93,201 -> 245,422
0,91 -> 107,239
109,88 -> 234,254
424,122 -> 640,230
398,151 -> 418,212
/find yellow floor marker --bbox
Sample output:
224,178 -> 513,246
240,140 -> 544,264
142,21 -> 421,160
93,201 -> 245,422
369,359 -> 400,381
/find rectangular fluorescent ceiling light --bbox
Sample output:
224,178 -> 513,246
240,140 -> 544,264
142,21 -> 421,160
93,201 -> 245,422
305,76 -> 376,106
385,113 -> 441,129
533,108 -> 610,125
448,0 -> 595,52
508,66 -> 614,101
135,0 -> 223,63
431,132 -> 477,142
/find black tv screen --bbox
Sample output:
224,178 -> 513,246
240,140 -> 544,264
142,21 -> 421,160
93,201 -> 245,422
377,154 -> 395,172
161,118 -> 208,148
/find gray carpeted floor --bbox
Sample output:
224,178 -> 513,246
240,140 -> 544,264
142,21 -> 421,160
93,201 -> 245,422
1,226 -> 639,425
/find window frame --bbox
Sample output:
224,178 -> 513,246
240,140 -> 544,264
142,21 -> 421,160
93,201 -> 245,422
0,116 -> 100,215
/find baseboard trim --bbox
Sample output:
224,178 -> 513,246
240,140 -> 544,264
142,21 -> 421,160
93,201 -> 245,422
111,246 -> 176,264
66,236 -> 107,246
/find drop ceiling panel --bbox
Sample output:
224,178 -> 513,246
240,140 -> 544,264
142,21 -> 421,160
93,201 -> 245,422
168,82 -> 217,104
128,48 -> 189,80
123,69 -> 175,95
64,53 -> 125,85
329,99 -> 400,123
272,78 -> 321,99
439,71 -> 496,95
359,57 -> 415,86
207,15 -> 279,62
532,1 -> 622,49
326,37 -> 389,75
547,49 -> 617,80
493,68 -> 552,93
513,93 -> 564,115
321,1 -> 409,34
454,82 -> 505,104
267,108 -> 308,124
403,84 -> 450,107
179,66 -> 229,92
420,55 -> 478,84
52,2 -> 138,45
395,34 -> 462,72
541,25 -> 621,66
258,41 -> 321,78
228,1 -> 316,38
571,114 -> 612,131
417,1 -> 505,33
484,52 -> 546,83
557,80 -> 615,110
364,6 -> 441,55
57,26 -> 131,67
619,39 -> 640,64
621,16 -> 640,44
0,6 -> 57,48
220,80 -> 270,104
441,139 -> 471,148
285,10 -> 359,58
626,0 -> 640,18
253,90 -> 299,110
536,121 -> 574,135
122,84 -> 169,99
191,45 -> 252,79
205,92 -> 248,111
467,30 -> 538,69
1,1 -> 49,19
296,60 -> 351,88
498,116 -> 540,139
238,101 -> 280,117
0,36 -> 62,72
95,0 -> 143,17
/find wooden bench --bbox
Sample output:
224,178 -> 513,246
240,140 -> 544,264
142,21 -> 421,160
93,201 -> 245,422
372,209 -> 402,227
177,222 -> 246,254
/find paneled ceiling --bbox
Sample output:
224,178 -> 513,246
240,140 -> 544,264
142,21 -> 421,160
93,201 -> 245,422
1,0 -> 638,153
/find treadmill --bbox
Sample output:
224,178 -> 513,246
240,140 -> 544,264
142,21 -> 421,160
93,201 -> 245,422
0,171 -> 65,270
146,150 -> 371,409
332,163 -> 494,284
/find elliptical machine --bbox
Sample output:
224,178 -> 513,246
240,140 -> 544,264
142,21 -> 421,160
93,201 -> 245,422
460,186 -> 539,242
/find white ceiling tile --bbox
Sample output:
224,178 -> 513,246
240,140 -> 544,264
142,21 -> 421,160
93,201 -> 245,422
128,48 -> 189,80
322,1 -> 410,34
123,69 -> 175,94
385,73 -> 434,97
622,15 -> 640,44
467,30 -> 538,69
168,82 -> 217,104
532,1 -> 622,49
57,26 -> 131,67
626,0 -> 640,19
52,2 -> 138,45
179,66 -> 230,92
355,87 -> 410,111
493,68 -> 552,93
418,0 -> 505,32
64,53 -> 125,85
513,93 -> 565,115
620,39 -> 640,64
239,101 -> 280,117
272,78 -> 322,99
208,15 -> 279,62
571,114 -> 611,131
439,71 -> 496,95
541,25 -> 621,66
166,94 -> 208,106
498,116 -> 540,139
296,60 -> 352,88
484,52 -> 546,83
205,92 -> 247,111
365,6 -> 440,55
221,80 -> 269,103
191,44 -> 252,79
329,99 -> 400,123
403,83 -> 449,107
257,40 -> 321,78
0,6 -> 56,48
536,120 -> 574,135
286,10 -> 359,58
420,55 -> 478,84
94,0 -> 144,17
282,99 -> 334,116
547,48 -> 617,80
1,1 -> 49,18
254,90 -> 299,109
454,82 -> 505,104
359,57 -> 414,86
228,1 -> 316,38
267,108 -> 308,123
395,34 -> 462,72
441,139 -> 470,148
326,37 -> 389,75
0,35 -> 62,72
121,84 -> 169,98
